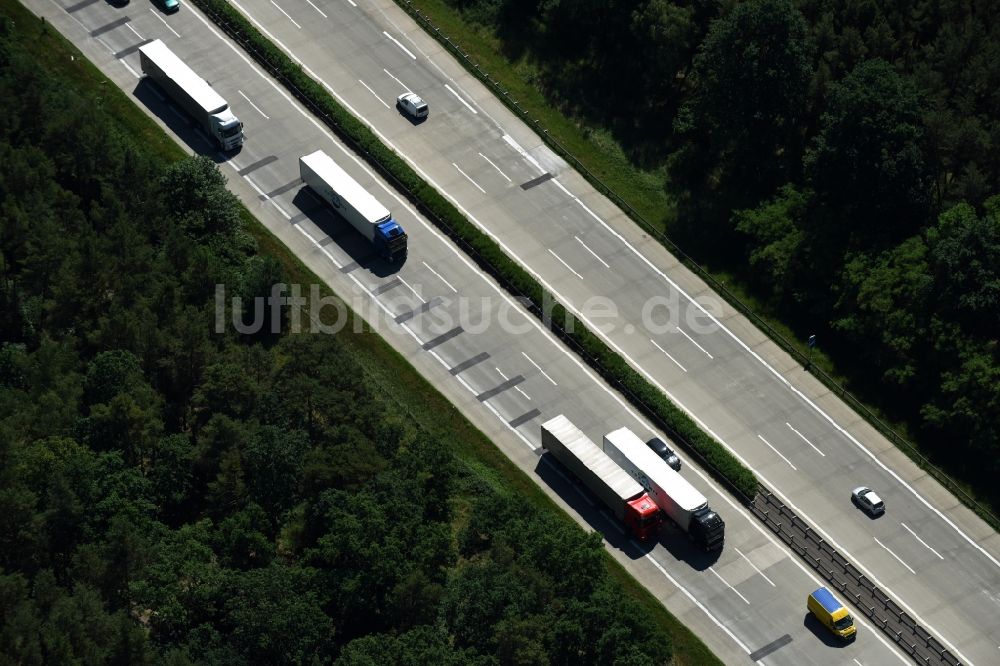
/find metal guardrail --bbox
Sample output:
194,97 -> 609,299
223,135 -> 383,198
753,489 -> 962,665
394,1 -> 1000,533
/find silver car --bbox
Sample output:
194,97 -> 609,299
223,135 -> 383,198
851,487 -> 885,516
396,92 -> 428,119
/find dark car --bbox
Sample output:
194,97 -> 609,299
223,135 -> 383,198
153,0 -> 179,13
646,436 -> 681,471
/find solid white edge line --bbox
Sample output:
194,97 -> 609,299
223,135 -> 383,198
757,434 -> 797,471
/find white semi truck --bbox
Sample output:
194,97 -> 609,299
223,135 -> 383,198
541,415 -> 660,541
138,39 -> 244,151
603,427 -> 725,551
299,150 -> 408,263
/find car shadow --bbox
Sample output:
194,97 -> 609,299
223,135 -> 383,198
652,521 -> 722,571
290,187 -> 403,278
803,613 -> 853,647
395,104 -> 428,125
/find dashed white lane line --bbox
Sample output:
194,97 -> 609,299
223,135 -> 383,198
383,30 -> 416,59
444,82 -> 478,114
786,422 -> 825,457
735,547 -> 776,587
149,8 -> 181,38
757,434 -> 797,471
421,261 -> 457,293
343,0 -> 356,6
479,152 -> 512,182
900,523 -> 945,560
574,235 -> 610,268
382,67 -> 408,91
643,554 -> 751,653
854,659 -> 864,666
548,249 -> 583,280
305,0 -> 327,18
496,366 -> 531,401
709,566 -> 751,605
875,538 -> 917,575
675,326 -> 713,359
452,162 -> 486,194
398,276 -> 426,304
237,90 -> 269,119
650,338 -> 687,373
521,352 -> 557,386
270,0 -> 301,29
358,79 -> 390,109
126,23 -> 143,40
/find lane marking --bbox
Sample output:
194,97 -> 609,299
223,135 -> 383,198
237,90 -> 269,119
382,67 -> 408,91
452,162 -> 486,194
358,79 -> 390,109
343,0 -> 356,6
444,82 -> 477,114
676,326 -> 713,359
735,547 -> 776,587
900,523 -> 945,560
270,0 -> 301,29
125,22 -> 143,40
757,434 -> 797,471
149,8 -> 181,37
383,30 -> 416,59
709,566 -> 751,605
497,367 -> 531,401
421,261 -> 458,293
642,554 -> 751,653
875,538 -> 917,575
854,660 -> 864,666
574,236 -> 610,268
398,276 -> 426,303
479,152 -> 511,182
521,352 -> 557,386
650,338 -> 687,373
305,0 -> 327,18
501,134 -> 544,172
786,422 -> 824,457
548,249 -> 583,280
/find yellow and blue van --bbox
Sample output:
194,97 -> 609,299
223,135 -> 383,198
808,587 -> 857,641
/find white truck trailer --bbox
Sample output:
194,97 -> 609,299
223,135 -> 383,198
138,39 -> 244,151
603,427 -> 725,551
299,150 -> 408,263
541,415 -> 660,540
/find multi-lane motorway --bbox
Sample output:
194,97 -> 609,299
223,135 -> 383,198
26,0 -> 1000,662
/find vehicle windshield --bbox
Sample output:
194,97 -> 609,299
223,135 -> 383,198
834,615 -> 854,630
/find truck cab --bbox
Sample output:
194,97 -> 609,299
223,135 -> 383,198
624,495 -> 661,541
375,220 -> 408,263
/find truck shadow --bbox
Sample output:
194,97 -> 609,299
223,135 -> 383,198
535,454 -> 655,560
290,189 -> 403,278
802,613 -> 852,647
652,523 -> 722,571
132,79 -> 240,161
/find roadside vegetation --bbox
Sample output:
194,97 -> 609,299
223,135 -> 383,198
404,0 -> 1000,516
0,2 -> 720,663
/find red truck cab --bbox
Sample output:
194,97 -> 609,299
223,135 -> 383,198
625,494 -> 662,540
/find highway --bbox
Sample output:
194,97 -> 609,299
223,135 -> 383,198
24,0 -> 995,662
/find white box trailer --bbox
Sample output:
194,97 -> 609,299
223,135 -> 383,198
603,427 -> 725,551
541,415 -> 660,540
138,39 -> 243,151
299,150 -> 407,262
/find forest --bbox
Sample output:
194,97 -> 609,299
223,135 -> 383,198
0,8 -> 686,664
440,0 -> 1000,506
